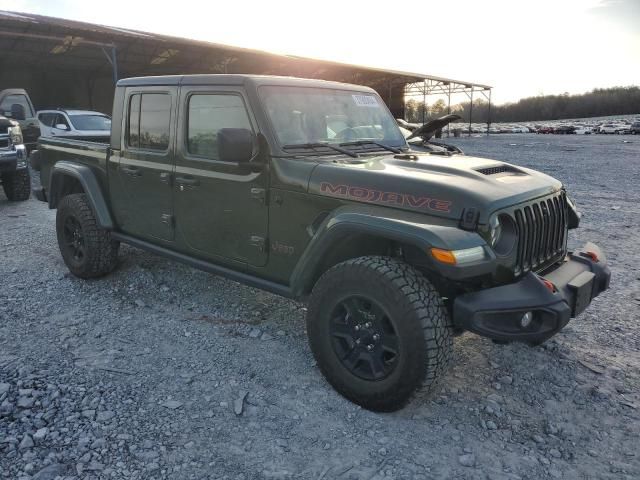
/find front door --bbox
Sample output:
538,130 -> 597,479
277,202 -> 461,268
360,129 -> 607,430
111,88 -> 177,242
173,87 -> 268,267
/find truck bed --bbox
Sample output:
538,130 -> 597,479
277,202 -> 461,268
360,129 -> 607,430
38,135 -> 109,153
36,136 -> 111,197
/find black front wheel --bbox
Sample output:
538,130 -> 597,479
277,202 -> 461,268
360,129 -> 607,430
307,256 -> 453,411
327,295 -> 401,382
1,169 -> 30,201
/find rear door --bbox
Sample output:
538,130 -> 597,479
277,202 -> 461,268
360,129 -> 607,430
173,86 -> 269,267
110,88 -> 177,242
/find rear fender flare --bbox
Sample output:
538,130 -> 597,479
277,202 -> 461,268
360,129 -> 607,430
48,161 -> 113,230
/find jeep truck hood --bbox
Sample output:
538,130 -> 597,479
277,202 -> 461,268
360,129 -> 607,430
308,153 -> 562,224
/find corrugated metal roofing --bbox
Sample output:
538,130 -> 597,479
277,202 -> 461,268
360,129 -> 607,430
0,9 -> 491,89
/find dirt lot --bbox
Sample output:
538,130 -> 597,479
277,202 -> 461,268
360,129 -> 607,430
1,134 -> 639,480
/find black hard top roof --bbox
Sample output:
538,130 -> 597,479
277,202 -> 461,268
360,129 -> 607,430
116,74 -> 376,92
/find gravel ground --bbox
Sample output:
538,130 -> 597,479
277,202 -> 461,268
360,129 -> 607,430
1,134 -> 639,480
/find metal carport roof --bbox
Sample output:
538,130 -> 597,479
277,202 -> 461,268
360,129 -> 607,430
0,9 -> 491,124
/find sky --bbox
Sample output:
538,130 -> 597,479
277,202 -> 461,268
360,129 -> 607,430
1,0 -> 639,105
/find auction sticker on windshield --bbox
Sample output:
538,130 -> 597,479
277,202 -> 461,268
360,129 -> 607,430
352,94 -> 379,107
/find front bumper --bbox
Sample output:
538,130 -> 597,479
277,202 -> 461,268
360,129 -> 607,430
453,242 -> 610,343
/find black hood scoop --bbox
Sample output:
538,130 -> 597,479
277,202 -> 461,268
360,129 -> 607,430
475,164 -> 524,176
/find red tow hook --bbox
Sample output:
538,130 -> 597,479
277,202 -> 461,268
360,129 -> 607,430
582,251 -> 600,263
540,278 -> 556,293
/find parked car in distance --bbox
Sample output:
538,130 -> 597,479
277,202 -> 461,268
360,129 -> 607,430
0,88 -> 40,153
615,124 -> 631,134
599,123 -> 619,134
574,126 -> 592,135
554,125 -> 576,135
630,121 -> 640,134
38,109 -> 111,141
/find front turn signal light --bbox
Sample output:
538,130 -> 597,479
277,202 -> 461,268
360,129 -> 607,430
431,246 -> 486,265
431,248 -> 457,265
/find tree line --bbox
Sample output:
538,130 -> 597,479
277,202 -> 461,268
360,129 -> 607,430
404,86 -> 640,124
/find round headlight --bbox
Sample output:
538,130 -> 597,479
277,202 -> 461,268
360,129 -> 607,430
489,216 -> 502,247
490,214 -> 517,256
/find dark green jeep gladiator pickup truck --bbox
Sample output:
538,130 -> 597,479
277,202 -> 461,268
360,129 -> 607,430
32,75 -> 610,411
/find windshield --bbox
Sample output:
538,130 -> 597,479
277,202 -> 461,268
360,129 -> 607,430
260,86 -> 405,149
68,114 -> 112,131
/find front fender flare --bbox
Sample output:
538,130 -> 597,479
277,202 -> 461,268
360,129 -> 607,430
290,205 -> 495,296
49,161 -> 113,230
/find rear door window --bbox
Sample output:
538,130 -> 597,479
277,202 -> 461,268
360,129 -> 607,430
127,93 -> 171,151
186,94 -> 252,160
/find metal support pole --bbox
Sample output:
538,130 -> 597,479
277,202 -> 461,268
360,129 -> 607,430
468,89 -> 474,137
111,46 -> 119,84
422,81 -> 426,124
487,89 -> 492,136
101,45 -> 119,85
447,83 -> 451,137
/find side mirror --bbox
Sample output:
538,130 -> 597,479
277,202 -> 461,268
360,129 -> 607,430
55,124 -> 69,131
10,104 -> 26,121
217,128 -> 255,163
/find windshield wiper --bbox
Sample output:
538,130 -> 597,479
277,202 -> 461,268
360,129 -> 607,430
338,140 -> 402,154
282,142 -> 359,158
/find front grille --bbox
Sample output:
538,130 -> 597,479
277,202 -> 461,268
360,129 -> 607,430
512,191 -> 568,274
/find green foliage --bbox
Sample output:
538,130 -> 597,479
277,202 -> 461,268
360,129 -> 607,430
430,99 -> 447,117
405,99 -> 431,123
405,99 -> 448,123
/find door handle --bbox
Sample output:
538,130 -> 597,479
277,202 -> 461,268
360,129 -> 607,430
121,166 -> 142,177
175,176 -> 200,187
159,172 -> 172,185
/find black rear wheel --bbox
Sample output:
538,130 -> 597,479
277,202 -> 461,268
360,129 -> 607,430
62,215 -> 86,264
307,256 -> 453,411
56,193 -> 119,278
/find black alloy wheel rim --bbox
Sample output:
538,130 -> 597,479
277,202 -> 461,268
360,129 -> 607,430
329,296 -> 400,381
63,216 -> 85,262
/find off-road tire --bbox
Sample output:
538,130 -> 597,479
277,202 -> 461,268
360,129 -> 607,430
2,169 -> 31,201
306,256 -> 453,411
56,193 -> 119,279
